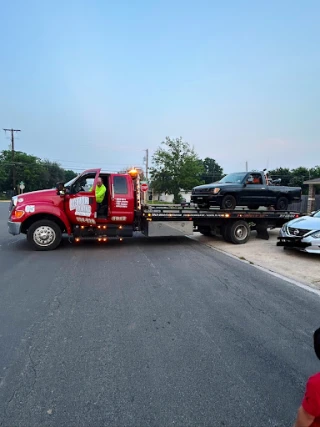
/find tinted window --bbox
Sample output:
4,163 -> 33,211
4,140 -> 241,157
219,173 -> 247,183
114,176 -> 128,194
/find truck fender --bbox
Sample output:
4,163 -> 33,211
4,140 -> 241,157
19,204 -> 72,235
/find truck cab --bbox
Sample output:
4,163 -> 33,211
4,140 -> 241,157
8,169 -> 137,250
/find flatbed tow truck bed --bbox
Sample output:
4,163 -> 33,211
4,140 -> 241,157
140,205 -> 300,244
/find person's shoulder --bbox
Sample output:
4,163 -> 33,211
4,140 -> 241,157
307,372 -> 320,389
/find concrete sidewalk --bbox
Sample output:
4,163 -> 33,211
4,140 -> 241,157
190,229 -> 320,290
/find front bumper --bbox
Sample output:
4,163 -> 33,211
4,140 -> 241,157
277,229 -> 320,253
8,221 -> 21,236
191,194 -> 222,206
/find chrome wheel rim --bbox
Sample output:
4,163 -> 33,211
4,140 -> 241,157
33,226 -> 56,247
234,225 -> 248,241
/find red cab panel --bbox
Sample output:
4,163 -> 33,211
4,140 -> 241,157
109,174 -> 134,224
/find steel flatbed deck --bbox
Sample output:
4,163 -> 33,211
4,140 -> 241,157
142,204 -> 299,220
140,205 -> 300,243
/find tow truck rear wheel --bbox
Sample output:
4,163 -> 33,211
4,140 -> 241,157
228,220 -> 250,244
221,224 -> 232,242
27,219 -> 62,251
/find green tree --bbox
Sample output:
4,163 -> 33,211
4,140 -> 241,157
64,169 -> 78,182
201,157 -> 224,184
289,167 -> 311,194
0,150 -> 77,195
268,167 -> 292,186
150,136 -> 204,203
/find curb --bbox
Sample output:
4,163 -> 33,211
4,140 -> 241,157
189,237 -> 320,298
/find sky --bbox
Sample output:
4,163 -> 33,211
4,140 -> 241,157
0,0 -> 319,175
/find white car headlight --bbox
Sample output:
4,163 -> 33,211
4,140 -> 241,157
311,231 -> 320,239
211,188 -> 220,194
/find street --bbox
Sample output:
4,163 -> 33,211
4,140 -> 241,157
0,201 -> 319,427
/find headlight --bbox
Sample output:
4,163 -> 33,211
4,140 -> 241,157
311,231 -> 320,238
211,188 -> 220,194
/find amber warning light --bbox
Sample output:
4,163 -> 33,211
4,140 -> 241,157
128,168 -> 138,179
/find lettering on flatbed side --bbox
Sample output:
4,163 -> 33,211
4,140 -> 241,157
70,196 -> 92,217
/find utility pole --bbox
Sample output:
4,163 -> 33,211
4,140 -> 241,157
245,161 -> 248,172
145,148 -> 149,180
143,148 -> 149,204
3,128 -> 21,195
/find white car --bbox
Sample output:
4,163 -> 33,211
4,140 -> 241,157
277,209 -> 320,253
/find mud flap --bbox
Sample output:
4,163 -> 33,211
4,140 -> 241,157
255,222 -> 270,240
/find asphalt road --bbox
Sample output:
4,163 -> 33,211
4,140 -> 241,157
0,201 -> 319,427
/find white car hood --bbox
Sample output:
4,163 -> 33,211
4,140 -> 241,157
287,216 -> 320,230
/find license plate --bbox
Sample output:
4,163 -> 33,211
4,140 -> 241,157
197,197 -> 203,200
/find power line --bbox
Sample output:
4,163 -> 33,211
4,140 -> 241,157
3,128 -> 21,194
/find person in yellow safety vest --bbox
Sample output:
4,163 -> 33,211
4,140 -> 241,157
90,177 -> 107,212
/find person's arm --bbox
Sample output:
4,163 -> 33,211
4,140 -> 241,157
292,405 -> 315,427
293,375 -> 319,427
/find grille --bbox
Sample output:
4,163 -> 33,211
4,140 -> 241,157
194,188 -> 210,194
288,227 -> 311,237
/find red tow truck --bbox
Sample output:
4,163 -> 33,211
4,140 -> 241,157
8,168 -> 300,251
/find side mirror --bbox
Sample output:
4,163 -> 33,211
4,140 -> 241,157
314,327 -> 320,360
56,181 -> 68,196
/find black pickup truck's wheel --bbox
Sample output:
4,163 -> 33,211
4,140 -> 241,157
247,205 -> 260,210
228,220 -> 250,244
275,196 -> 289,210
221,195 -> 236,210
27,220 -> 62,251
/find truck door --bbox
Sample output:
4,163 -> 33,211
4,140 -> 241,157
110,174 -> 134,223
240,173 -> 271,205
65,169 -> 100,226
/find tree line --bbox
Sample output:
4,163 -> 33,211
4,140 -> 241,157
150,137 -> 320,202
1,140 -> 319,202
0,150 -> 77,197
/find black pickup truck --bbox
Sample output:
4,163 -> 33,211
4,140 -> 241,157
191,171 -> 302,210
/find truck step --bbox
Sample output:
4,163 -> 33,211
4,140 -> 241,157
73,224 -> 133,239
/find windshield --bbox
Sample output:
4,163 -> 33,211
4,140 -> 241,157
219,172 -> 247,184
313,210 -> 320,218
64,175 -> 79,187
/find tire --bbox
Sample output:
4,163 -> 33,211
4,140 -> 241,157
27,219 -> 62,251
275,196 -> 289,211
247,205 -> 260,210
221,195 -> 236,210
221,223 -> 232,242
228,220 -> 250,244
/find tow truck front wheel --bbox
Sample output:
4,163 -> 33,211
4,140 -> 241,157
27,220 -> 62,251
